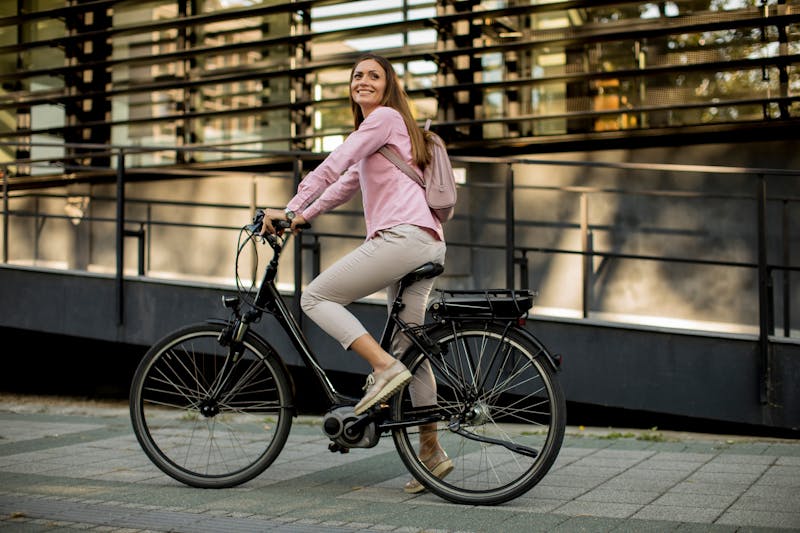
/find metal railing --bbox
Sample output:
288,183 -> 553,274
1,141 -> 799,406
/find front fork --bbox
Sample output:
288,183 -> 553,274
206,311 -> 254,405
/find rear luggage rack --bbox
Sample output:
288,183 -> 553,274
429,289 -> 536,321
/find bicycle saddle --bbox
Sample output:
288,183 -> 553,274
401,262 -> 444,285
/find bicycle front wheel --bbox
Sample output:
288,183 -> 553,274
392,321 -> 566,505
130,322 -> 294,488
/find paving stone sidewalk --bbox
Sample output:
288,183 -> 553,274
0,396 -> 798,532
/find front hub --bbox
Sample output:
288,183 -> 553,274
199,400 -> 220,418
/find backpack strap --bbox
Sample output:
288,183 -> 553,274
378,146 -> 425,188
378,119 -> 434,188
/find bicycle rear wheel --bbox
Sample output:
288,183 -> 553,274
391,321 -> 565,505
130,322 -> 293,488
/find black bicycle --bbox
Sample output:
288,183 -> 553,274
129,209 -> 566,505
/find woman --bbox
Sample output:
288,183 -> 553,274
261,53 -> 450,493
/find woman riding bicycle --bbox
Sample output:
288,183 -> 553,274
261,53 -> 450,493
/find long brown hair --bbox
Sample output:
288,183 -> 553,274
349,53 -> 430,168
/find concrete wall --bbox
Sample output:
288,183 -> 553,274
1,265 -> 797,430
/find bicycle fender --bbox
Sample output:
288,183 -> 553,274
513,325 -> 562,372
396,322 -> 560,373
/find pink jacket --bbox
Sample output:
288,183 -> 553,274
286,106 -> 444,241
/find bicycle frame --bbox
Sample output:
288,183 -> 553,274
231,221 -> 550,441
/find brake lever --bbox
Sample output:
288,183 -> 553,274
245,208 -> 266,234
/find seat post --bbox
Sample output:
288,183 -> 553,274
379,262 -> 444,350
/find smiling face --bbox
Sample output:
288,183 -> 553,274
350,58 -> 387,118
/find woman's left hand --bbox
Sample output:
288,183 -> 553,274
260,209 -> 286,236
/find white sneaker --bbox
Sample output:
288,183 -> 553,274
353,360 -> 411,415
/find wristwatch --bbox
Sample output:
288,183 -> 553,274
284,209 -> 296,221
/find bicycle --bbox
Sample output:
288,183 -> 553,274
129,209 -> 566,505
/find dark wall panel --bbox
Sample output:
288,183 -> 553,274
1,265 -> 797,430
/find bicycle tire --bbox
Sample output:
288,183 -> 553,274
130,322 -> 294,488
391,321 -> 566,505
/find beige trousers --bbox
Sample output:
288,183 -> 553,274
301,224 -> 446,406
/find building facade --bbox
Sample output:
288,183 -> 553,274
2,1 -> 798,167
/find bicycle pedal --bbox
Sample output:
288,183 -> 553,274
328,442 -> 350,454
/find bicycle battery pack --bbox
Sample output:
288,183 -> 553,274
429,289 -> 534,320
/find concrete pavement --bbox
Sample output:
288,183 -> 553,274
1,394 -> 799,532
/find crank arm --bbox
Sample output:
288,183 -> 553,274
344,412 -> 373,433
448,421 -> 539,458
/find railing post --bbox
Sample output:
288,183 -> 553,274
2,167 -> 8,263
756,173 -> 772,405
34,196 -> 40,263
292,156 -> 304,325
581,192 -> 593,318
116,149 -> 125,326
505,163 -> 515,289
123,225 -> 145,276
302,235 -> 321,279
146,204 -> 152,274
514,251 -> 529,290
138,225 -> 145,276
782,200 -> 791,338
251,176 -> 258,278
